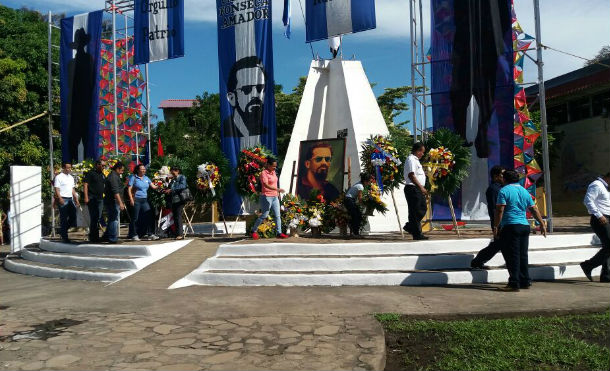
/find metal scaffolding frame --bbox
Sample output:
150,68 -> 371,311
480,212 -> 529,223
46,1 -> 153,236
408,0 -> 553,231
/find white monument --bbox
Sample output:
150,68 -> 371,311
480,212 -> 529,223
10,166 -> 42,253
279,59 -> 409,232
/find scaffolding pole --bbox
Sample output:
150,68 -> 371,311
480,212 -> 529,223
145,64 -> 152,164
47,11 -> 56,237
533,0 -> 553,232
112,0 -> 119,157
409,0 -> 429,142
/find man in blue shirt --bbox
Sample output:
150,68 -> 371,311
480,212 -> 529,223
494,170 -> 546,292
471,165 -> 504,269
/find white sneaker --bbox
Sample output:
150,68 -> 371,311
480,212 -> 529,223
146,234 -> 160,241
131,235 -> 140,241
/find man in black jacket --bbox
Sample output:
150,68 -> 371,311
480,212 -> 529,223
83,159 -> 106,242
102,161 -> 126,243
471,165 -> 504,269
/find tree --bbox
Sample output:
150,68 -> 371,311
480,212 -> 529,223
585,45 -> 610,66
0,6 -> 60,212
275,76 -> 306,164
376,86 -> 420,160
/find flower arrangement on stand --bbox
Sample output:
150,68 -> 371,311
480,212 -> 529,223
422,128 -> 471,199
360,135 -> 403,193
236,145 -> 273,200
196,162 -> 222,203
149,166 -> 171,209
280,194 -> 307,236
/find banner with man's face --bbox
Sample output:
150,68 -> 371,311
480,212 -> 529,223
217,0 -> 277,215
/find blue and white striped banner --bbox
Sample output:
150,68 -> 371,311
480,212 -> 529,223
134,0 -> 184,64
305,0 -> 376,43
60,10 -> 103,162
217,0 -> 277,215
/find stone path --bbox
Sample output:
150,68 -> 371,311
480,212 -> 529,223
0,307 -> 384,371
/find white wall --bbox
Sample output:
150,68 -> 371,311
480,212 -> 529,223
10,166 -> 42,253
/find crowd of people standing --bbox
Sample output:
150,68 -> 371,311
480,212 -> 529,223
53,160 -> 187,243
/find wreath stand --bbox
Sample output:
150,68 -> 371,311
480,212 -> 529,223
421,196 -> 461,237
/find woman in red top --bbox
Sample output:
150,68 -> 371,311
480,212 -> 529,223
251,159 -> 289,240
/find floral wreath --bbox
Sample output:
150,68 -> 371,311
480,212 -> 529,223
360,135 -> 402,193
197,162 -> 221,196
236,145 -> 273,200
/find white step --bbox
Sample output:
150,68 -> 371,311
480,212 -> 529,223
21,248 -> 138,270
4,256 -> 128,282
216,234 -> 598,257
40,239 -> 150,257
171,264 -> 602,287
201,246 -> 599,272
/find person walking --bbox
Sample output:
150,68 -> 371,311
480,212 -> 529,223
344,173 -> 371,238
103,161 -> 126,243
471,165 -> 504,269
403,142 -> 429,240
580,171 -> 610,282
494,170 -> 546,292
54,162 -> 80,243
127,164 -> 159,241
165,166 -> 188,240
250,158 -> 289,240
83,159 -> 106,242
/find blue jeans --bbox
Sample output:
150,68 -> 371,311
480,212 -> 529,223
129,197 -> 152,238
104,201 -> 120,242
58,197 -> 76,240
251,196 -> 282,235
87,197 -> 104,242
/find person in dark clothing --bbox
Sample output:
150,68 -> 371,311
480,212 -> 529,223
580,171 -> 610,282
102,161 -> 126,243
471,165 -> 504,269
344,173 -> 372,237
165,166 -> 188,240
83,159 -> 106,242
450,0 -> 511,158
403,142 -> 429,240
494,170 -> 546,292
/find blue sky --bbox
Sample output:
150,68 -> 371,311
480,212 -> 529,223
5,0 -> 610,123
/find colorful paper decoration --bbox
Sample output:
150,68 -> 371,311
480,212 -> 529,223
512,2 -> 541,198
98,37 -> 148,162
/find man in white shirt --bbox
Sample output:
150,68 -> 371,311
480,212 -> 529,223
403,142 -> 429,240
580,171 -> 610,282
54,162 -> 80,243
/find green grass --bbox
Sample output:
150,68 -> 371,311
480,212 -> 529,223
375,311 -> 610,371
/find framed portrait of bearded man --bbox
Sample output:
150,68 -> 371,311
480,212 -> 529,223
295,138 -> 346,202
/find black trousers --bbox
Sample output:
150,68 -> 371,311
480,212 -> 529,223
172,202 -> 185,237
58,197 -> 77,240
583,215 -> 610,281
404,185 -> 427,238
87,197 -> 104,242
344,197 -> 362,236
472,239 -> 502,267
499,224 -> 531,288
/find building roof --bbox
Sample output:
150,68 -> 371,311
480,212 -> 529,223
158,99 -> 197,109
525,58 -> 610,101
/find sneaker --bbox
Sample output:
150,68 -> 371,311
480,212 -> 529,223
277,233 -> 289,239
131,235 -> 140,241
146,234 -> 160,241
498,285 -> 520,292
251,232 -> 260,240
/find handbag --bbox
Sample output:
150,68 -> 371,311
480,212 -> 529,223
179,187 -> 193,202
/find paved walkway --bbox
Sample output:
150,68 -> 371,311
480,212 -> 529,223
1,229 -> 608,370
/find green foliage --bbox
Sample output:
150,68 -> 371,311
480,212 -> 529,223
585,45 -> 610,66
275,77 -> 306,165
0,6 -> 61,213
377,311 -> 610,371
424,128 -> 472,198
529,110 -> 563,181
376,86 -> 419,161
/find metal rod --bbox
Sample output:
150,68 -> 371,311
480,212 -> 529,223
409,0 -> 417,141
47,10 -> 56,237
124,12 -> 129,161
534,0 -> 553,233
418,0 -> 428,139
145,64 -> 152,164
112,0 -> 119,157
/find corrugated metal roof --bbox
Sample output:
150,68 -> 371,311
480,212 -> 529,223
158,99 -> 197,109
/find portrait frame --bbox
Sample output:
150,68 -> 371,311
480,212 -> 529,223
295,138 -> 346,202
